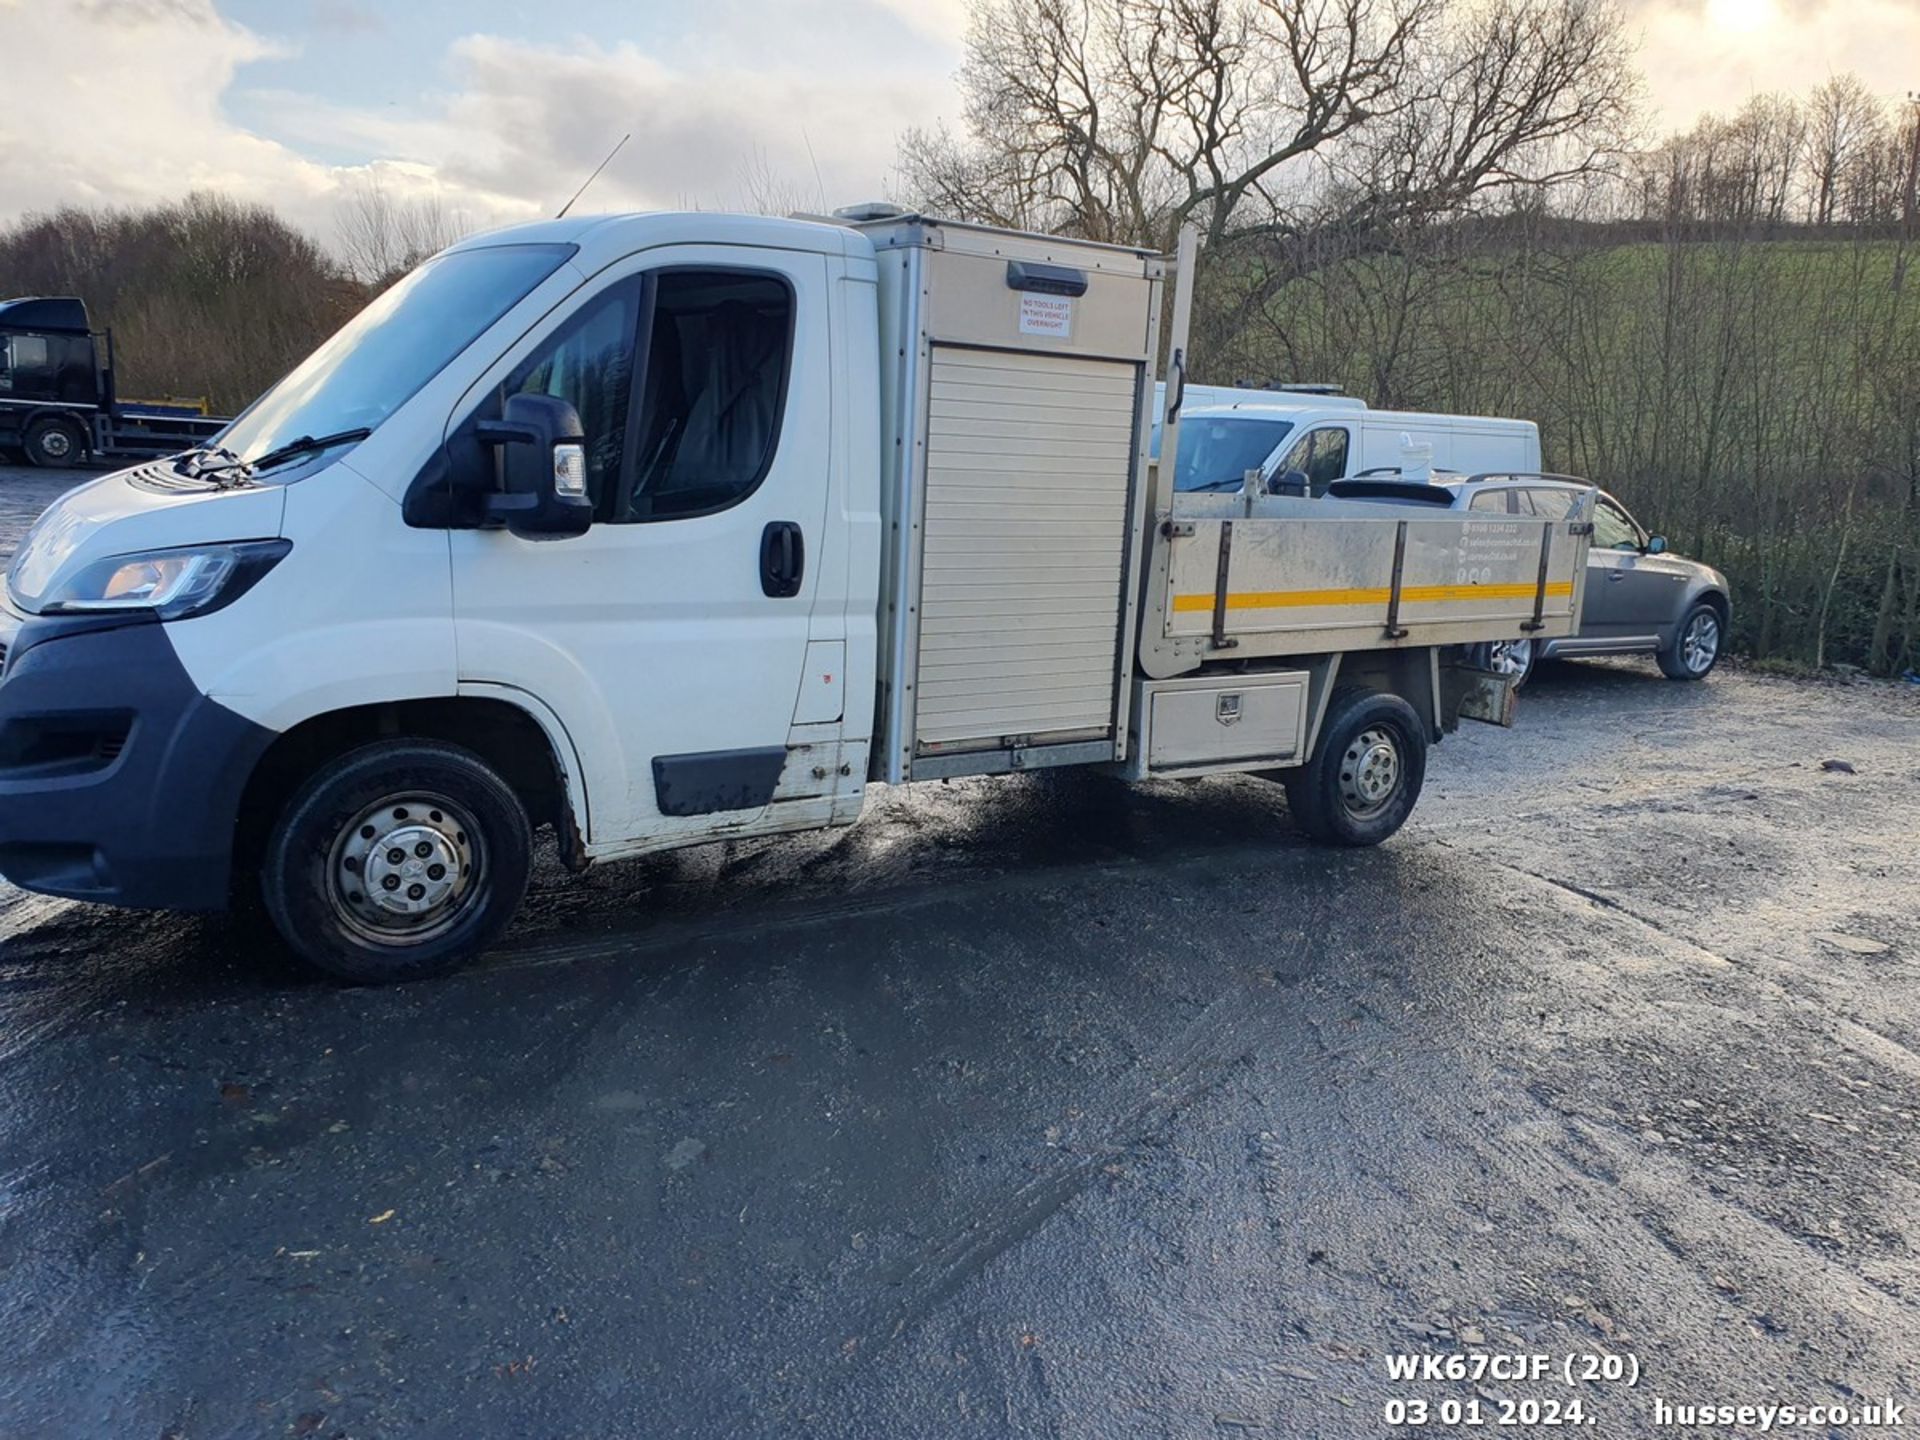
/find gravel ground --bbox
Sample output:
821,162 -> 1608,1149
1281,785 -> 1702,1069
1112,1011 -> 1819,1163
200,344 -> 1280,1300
0,462 -> 1916,1438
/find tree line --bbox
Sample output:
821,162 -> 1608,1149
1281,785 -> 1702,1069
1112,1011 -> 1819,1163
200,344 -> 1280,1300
0,180 -> 459,415
900,0 -> 1920,676
2,0 -> 1915,671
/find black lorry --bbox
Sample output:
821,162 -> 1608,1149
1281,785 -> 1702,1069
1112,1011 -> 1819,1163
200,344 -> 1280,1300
0,296 -> 229,467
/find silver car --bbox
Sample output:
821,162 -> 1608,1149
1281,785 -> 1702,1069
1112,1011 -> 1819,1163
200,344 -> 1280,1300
1328,474 -> 1731,684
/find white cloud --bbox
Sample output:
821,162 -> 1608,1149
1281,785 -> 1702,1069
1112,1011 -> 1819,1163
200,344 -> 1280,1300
1628,0 -> 1920,130
0,0 -> 959,255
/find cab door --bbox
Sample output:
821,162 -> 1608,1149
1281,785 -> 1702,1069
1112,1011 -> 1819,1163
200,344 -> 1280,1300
445,246 -> 834,851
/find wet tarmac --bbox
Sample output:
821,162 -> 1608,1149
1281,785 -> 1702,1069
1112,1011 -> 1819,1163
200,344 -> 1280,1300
1,465 -> 1917,1436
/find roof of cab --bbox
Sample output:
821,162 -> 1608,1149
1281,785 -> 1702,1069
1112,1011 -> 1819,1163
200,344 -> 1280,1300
444,210 -> 875,272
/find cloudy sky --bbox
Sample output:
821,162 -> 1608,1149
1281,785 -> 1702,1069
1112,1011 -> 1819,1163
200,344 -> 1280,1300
1,0 -> 1916,251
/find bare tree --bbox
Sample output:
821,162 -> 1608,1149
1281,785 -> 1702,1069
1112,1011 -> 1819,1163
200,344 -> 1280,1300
1804,74 -> 1882,225
334,173 -> 467,286
899,0 -> 1635,253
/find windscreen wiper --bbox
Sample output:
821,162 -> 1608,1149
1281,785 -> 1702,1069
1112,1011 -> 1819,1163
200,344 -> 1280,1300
248,428 -> 373,474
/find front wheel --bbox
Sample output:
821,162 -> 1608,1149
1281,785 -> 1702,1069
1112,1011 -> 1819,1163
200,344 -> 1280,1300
1284,688 -> 1428,846
24,417 -> 86,468
1658,602 -> 1723,681
261,740 -> 532,983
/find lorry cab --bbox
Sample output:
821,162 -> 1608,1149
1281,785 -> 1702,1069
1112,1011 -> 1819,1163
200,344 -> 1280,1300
0,295 -> 229,466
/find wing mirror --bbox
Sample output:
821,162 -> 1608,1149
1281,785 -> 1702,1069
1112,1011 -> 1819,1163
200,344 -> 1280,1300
1645,534 -> 1668,554
1267,468 -> 1310,497
475,393 -> 594,539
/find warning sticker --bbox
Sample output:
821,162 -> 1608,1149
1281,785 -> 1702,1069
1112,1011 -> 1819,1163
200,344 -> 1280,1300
1018,293 -> 1073,338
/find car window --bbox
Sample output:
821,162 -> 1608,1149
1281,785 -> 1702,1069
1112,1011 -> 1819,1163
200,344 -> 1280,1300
1468,488 -> 1511,513
1276,426 -> 1351,496
1593,496 -> 1642,550
1522,487 -> 1577,520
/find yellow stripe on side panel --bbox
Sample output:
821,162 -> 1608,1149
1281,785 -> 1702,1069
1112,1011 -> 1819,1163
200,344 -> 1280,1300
1170,581 -> 1575,614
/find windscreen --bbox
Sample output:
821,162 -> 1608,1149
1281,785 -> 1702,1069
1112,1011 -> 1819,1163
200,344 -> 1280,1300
216,243 -> 574,464
1151,415 -> 1293,492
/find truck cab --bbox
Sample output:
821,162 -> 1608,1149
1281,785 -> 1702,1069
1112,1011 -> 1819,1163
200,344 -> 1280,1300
0,213 -> 882,979
0,295 -> 230,466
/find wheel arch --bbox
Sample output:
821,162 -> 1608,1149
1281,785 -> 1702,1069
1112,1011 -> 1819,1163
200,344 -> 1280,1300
232,694 -> 586,886
1320,647 -> 1444,744
1695,586 -> 1731,627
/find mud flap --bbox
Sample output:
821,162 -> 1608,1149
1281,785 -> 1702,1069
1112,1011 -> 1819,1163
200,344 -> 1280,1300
1441,665 -> 1518,729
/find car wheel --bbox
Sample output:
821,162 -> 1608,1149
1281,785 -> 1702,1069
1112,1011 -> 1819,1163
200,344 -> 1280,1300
24,417 -> 86,469
1284,687 -> 1428,846
261,740 -> 532,983
1475,636 -> 1536,689
1658,602 -> 1722,681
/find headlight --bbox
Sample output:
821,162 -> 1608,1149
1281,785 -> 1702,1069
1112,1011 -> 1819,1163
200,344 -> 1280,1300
38,540 -> 292,620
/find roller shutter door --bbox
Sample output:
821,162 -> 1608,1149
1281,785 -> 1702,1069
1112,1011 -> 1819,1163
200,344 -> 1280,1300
915,347 -> 1137,751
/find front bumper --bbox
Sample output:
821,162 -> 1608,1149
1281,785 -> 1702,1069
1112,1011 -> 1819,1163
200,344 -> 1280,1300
0,609 -> 273,910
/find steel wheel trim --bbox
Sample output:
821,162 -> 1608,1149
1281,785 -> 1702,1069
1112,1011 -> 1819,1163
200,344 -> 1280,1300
1338,725 -> 1402,817
38,428 -> 73,459
1487,639 -> 1531,678
327,791 -> 485,946
1682,611 -> 1720,673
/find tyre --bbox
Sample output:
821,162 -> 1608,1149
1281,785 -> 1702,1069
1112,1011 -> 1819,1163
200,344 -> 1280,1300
261,740 -> 532,983
1658,601 -> 1723,681
24,417 -> 86,469
1284,687 -> 1428,846
1473,636 -> 1536,689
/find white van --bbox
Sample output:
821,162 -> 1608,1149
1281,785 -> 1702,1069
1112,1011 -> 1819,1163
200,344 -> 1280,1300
1153,386 -> 1541,496
0,212 -> 1589,982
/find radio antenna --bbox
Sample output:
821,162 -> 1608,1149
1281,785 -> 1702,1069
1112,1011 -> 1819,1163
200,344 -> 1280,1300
556,133 -> 631,219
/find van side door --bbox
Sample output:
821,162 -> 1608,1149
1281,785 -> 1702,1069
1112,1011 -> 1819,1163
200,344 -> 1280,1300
444,246 -> 837,853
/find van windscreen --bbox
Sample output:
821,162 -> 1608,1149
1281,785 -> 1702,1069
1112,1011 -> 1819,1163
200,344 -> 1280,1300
1151,416 -> 1293,492
217,243 -> 575,468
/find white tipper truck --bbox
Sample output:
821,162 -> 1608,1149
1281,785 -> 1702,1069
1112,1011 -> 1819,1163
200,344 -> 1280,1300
0,208 -> 1591,982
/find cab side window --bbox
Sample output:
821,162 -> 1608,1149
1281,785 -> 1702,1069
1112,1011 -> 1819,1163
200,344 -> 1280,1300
1276,426 -> 1350,496
1593,496 -> 1642,550
501,279 -> 640,517
617,270 -> 793,522
3,334 -> 50,394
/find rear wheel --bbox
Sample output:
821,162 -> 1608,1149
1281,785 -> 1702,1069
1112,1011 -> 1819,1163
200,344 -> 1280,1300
1474,636 -> 1536,689
1284,688 -> 1428,846
1658,602 -> 1722,680
24,417 -> 85,468
261,740 -> 532,983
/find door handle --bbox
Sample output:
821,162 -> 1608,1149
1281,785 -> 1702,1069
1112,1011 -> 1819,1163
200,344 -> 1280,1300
760,521 -> 805,598
1606,570 -> 1627,581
